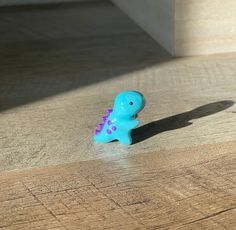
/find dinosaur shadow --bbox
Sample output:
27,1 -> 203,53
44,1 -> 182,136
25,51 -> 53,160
132,100 -> 235,144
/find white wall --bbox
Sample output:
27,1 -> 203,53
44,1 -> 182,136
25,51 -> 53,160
112,0 -> 175,55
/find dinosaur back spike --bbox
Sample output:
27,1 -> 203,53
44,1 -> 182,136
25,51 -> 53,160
95,108 -> 113,136
98,124 -> 104,130
102,116 -> 108,122
94,129 -> 100,135
107,109 -> 113,114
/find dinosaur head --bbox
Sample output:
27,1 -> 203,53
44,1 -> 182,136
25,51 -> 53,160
113,91 -> 145,118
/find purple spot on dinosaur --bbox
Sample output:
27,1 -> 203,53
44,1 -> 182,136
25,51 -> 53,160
107,129 -> 112,134
112,126 -> 117,131
107,120 -> 112,125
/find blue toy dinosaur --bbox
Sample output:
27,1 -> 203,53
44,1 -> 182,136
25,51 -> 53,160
94,91 -> 145,145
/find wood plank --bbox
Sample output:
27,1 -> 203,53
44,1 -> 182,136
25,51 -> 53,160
0,140 -> 236,229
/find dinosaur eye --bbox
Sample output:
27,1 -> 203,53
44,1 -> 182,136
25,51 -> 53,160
129,101 -> 134,105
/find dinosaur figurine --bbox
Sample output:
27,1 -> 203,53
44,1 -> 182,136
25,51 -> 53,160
94,91 -> 145,145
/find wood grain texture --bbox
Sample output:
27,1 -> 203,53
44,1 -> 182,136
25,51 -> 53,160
0,140 -> 236,229
175,0 -> 236,56
0,1 -> 236,172
113,0 -> 236,56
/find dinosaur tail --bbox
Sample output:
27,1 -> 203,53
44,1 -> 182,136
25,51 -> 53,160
94,132 -> 114,143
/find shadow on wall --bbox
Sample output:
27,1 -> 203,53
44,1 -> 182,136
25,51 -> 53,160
0,1 -> 172,111
133,100 -> 235,144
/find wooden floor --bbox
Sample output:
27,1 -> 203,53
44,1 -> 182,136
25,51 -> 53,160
0,1 -> 236,229
1,141 -> 236,229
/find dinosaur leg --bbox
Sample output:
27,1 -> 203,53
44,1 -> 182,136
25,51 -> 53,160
117,132 -> 132,145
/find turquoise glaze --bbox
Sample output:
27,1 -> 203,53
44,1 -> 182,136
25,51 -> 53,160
94,91 -> 145,145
